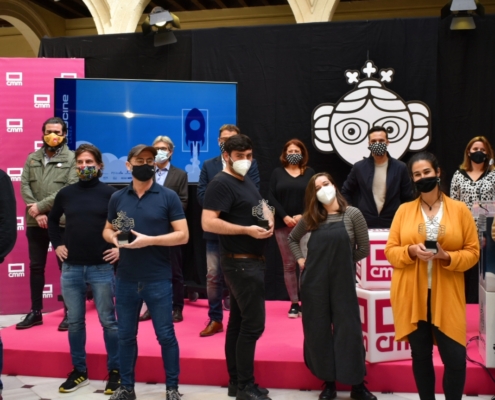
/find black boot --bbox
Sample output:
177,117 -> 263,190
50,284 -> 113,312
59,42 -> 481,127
228,380 -> 269,397
16,310 -> 42,329
319,381 -> 336,400
350,382 -> 377,400
236,382 -> 270,400
58,304 -> 69,331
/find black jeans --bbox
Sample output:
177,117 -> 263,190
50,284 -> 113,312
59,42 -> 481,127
26,226 -> 63,310
408,290 -> 466,400
221,257 -> 266,387
170,245 -> 184,310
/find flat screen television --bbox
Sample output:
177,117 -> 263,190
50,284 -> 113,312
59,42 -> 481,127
54,78 -> 237,184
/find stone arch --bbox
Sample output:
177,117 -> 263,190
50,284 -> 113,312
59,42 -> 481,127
0,0 -> 52,55
82,0 -> 149,34
287,0 -> 340,23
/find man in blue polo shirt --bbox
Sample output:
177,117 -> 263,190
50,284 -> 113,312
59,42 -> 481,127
103,145 -> 189,400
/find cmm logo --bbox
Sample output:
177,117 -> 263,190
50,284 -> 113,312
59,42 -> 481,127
312,60 -> 431,165
375,299 -> 409,353
43,284 -> 53,298
8,263 -> 25,278
6,119 -> 23,133
34,94 -> 50,109
17,217 -> 24,231
7,168 -> 22,182
34,141 -> 43,150
6,72 -> 22,86
368,240 -> 393,281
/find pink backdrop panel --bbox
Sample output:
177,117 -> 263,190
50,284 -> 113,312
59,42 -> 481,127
0,58 -> 85,314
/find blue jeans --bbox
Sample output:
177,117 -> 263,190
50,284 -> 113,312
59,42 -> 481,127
61,263 -> 119,372
116,277 -> 179,390
222,257 -> 266,386
206,240 -> 225,322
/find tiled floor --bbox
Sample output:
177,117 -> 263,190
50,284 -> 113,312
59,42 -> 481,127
0,314 -> 491,400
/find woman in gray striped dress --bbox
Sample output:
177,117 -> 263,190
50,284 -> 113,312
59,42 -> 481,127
288,172 -> 375,400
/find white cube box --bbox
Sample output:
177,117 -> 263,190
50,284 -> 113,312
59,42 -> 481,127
357,286 -> 411,363
356,229 -> 393,290
479,285 -> 495,367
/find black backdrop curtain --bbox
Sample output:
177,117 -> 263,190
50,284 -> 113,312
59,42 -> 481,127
39,16 -> 495,299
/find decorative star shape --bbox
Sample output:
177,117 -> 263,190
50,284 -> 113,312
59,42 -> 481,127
380,68 -> 394,83
345,70 -> 360,84
362,61 -> 377,78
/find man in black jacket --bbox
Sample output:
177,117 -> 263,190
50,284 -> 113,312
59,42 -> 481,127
0,168 -> 16,264
341,126 -> 413,229
139,135 -> 188,323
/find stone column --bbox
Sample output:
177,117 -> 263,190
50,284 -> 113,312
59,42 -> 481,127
82,0 -> 149,34
287,0 -> 340,23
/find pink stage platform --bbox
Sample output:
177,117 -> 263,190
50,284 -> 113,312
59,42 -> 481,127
2,301 -> 493,394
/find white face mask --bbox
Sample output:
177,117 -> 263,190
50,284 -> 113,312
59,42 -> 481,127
316,185 -> 336,205
230,158 -> 251,177
155,149 -> 170,163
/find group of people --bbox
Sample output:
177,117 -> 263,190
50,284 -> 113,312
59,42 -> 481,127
270,128 -> 492,400
13,118 -> 189,400
0,115 -> 493,400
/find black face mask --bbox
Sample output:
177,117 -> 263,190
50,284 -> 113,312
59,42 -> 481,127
469,151 -> 487,165
414,176 -> 439,193
131,164 -> 154,182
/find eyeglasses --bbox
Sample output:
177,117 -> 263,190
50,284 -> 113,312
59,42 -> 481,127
132,158 -> 155,166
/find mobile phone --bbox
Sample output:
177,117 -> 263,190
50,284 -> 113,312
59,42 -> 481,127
424,240 -> 438,254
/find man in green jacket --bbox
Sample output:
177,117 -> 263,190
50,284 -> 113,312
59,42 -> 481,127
18,117 -> 78,330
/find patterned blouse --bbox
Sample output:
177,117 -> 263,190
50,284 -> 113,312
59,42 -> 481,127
450,169 -> 495,210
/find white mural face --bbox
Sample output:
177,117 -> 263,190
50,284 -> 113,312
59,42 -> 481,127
312,61 -> 431,165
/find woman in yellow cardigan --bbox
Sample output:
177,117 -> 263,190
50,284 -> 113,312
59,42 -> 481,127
384,152 -> 479,400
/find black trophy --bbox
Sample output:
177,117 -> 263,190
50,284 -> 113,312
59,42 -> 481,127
252,199 -> 275,230
112,211 -> 135,245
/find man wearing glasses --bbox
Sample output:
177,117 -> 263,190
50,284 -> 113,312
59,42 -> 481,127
18,117 -> 78,330
139,136 -> 188,323
103,144 -> 188,400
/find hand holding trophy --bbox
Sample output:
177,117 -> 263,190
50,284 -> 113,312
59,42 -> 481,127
252,199 -> 275,231
112,211 -> 135,246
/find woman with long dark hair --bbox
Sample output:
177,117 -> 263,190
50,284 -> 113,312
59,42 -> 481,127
450,136 -> 495,303
268,139 -> 314,318
288,172 -> 375,400
385,152 -> 479,400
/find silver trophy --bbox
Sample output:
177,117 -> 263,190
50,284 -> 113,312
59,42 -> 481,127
112,211 -> 135,245
418,218 -> 445,253
252,199 -> 275,230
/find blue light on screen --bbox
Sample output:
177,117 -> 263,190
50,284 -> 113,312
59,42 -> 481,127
55,78 -> 237,183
